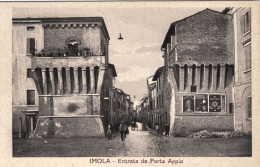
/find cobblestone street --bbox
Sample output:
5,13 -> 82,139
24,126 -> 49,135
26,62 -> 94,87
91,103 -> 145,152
13,123 -> 251,157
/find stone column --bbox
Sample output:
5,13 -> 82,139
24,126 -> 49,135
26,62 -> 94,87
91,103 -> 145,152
220,65 -> 226,89
90,67 -> 95,93
81,68 -> 87,94
74,68 -> 79,94
41,69 -> 47,95
179,67 -> 184,91
212,66 -> 218,91
195,67 -> 201,91
203,66 -> 209,92
57,69 -> 63,95
49,69 -> 56,95
66,68 -> 71,94
187,66 -> 192,91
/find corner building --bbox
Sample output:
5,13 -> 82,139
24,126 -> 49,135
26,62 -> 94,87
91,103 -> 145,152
161,9 -> 235,136
231,8 -> 252,134
12,17 -> 117,138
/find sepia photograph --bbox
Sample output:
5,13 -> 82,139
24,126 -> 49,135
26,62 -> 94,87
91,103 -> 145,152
0,1 -> 258,166
11,5 -> 253,158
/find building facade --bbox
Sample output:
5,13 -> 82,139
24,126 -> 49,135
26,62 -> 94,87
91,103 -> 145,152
12,17 -> 117,138
160,9 -> 235,136
232,8 -> 252,134
110,87 -> 132,130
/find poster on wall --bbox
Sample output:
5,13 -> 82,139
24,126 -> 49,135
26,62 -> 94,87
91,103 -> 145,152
209,95 -> 221,112
183,96 -> 194,112
195,94 -> 208,112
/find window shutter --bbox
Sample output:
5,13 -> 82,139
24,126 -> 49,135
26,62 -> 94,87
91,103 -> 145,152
27,38 -> 30,54
30,38 -> 35,55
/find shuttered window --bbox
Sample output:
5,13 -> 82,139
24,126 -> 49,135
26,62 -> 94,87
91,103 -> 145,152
27,38 -> 35,55
27,90 -> 35,105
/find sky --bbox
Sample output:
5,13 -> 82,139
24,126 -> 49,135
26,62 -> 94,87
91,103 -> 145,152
13,6 -> 224,107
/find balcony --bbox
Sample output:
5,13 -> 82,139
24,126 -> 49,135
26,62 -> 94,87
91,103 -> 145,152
29,47 -> 106,69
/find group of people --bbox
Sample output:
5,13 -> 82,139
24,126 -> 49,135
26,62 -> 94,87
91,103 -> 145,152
107,121 -> 170,141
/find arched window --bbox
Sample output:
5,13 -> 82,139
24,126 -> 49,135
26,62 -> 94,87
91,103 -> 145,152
68,40 -> 78,56
66,37 -> 81,56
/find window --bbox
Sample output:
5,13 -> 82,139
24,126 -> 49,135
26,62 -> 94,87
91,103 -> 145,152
248,97 -> 252,118
27,90 -> 35,105
229,103 -> 234,114
243,11 -> 251,34
68,40 -> 78,56
27,26 -> 35,31
191,85 -> 197,92
244,42 -> 251,70
27,68 -> 32,78
27,38 -> 35,55
150,101 -> 153,109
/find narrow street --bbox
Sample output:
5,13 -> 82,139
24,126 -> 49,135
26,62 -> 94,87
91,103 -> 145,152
13,122 -> 251,157
13,122 -> 161,157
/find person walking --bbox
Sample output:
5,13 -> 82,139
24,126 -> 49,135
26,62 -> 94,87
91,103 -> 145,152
107,124 -> 113,140
119,121 -> 128,141
165,124 -> 170,137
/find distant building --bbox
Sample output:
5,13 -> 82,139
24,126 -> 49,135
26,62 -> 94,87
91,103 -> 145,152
160,9 -> 235,136
111,87 -> 132,130
12,17 -> 117,138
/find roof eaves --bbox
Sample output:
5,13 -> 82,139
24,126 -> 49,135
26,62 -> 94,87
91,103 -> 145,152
152,66 -> 165,81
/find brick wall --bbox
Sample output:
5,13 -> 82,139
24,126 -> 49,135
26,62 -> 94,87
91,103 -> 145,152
175,9 -> 234,65
44,26 -> 101,55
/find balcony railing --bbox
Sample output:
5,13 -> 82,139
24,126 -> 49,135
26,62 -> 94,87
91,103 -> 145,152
30,47 -> 106,57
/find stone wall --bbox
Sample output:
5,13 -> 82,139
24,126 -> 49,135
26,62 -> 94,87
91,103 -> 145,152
33,116 -> 104,138
39,95 -> 101,117
173,114 -> 234,136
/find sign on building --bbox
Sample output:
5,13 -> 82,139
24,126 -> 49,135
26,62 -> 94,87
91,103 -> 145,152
195,94 -> 208,112
209,95 -> 221,112
183,96 -> 194,112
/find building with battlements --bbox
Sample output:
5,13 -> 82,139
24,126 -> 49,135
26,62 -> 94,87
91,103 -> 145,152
12,17 -> 117,138
160,9 -> 235,136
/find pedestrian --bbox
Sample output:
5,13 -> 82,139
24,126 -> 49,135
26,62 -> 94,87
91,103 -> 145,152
165,124 -> 170,137
107,124 -> 113,140
119,121 -> 128,141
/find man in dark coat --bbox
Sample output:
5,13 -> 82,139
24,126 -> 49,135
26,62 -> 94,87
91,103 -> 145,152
119,121 -> 128,141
